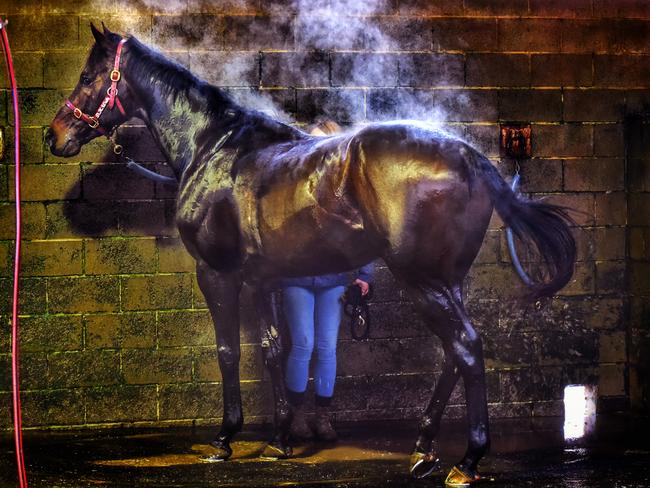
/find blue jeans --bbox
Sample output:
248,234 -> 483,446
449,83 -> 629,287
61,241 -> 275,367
283,285 -> 346,398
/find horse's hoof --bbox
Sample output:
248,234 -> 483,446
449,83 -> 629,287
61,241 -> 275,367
409,450 -> 440,479
200,440 -> 232,462
259,442 -> 292,460
444,465 -> 490,487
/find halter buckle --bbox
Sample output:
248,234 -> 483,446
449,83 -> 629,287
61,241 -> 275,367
73,108 -> 82,119
89,117 -> 100,129
110,69 -> 121,82
113,144 -> 123,155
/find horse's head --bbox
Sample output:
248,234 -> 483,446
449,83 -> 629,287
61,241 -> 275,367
47,24 -> 135,157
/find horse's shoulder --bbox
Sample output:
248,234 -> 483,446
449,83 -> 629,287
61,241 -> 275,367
176,150 -> 240,230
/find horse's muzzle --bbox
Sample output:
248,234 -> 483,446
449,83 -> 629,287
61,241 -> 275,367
46,125 -> 81,157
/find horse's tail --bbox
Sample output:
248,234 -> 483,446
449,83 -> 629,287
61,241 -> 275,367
473,152 -> 576,300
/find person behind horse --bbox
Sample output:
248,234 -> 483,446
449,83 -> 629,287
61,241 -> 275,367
279,118 -> 372,441
281,262 -> 373,441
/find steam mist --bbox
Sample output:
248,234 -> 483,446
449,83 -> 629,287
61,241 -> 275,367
88,0 -> 460,129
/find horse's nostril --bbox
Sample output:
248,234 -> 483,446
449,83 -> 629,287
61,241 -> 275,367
45,128 -> 56,148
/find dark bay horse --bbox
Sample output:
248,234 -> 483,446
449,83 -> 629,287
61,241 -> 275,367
47,25 -> 575,484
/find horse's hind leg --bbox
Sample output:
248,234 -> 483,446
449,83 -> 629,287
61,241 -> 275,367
196,261 -> 243,461
410,349 -> 460,478
408,283 -> 490,482
256,287 -> 293,459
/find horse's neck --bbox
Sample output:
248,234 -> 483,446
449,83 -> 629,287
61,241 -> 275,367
122,44 -> 225,177
124,40 -> 306,178
136,83 -> 304,181
141,88 -> 218,177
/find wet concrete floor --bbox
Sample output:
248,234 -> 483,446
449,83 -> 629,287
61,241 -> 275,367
1,420 -> 649,487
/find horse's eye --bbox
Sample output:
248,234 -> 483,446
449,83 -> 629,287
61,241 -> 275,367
80,75 -> 94,86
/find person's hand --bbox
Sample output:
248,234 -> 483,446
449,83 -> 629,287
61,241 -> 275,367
353,278 -> 370,296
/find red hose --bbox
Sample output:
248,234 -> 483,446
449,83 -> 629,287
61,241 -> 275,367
2,19 -> 28,488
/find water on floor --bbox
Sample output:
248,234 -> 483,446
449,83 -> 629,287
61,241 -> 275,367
1,420 -> 648,487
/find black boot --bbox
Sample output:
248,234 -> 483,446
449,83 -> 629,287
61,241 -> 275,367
314,396 -> 337,442
287,389 -> 313,441
289,403 -> 314,441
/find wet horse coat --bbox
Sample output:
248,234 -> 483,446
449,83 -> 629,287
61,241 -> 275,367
180,121 -> 488,283
47,26 -> 576,482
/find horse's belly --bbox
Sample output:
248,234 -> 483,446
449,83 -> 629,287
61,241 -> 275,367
253,182 -> 373,277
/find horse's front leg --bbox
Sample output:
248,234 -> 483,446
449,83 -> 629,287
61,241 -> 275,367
256,287 -> 293,459
196,261 -> 243,462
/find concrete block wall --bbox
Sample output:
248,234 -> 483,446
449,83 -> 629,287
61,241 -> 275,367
627,115 -> 650,412
0,0 -> 646,430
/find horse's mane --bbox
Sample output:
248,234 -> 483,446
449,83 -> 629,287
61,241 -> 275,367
123,35 -> 308,146
126,35 -> 234,113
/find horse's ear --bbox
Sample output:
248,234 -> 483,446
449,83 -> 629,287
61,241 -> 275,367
101,22 -> 113,37
90,22 -> 104,44
99,22 -> 122,46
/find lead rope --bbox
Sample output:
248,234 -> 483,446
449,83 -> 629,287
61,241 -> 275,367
104,133 -> 177,186
1,18 -> 29,488
344,284 -> 372,341
111,129 -> 233,187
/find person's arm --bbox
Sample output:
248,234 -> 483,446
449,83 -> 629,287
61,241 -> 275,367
357,262 -> 374,282
353,262 -> 374,296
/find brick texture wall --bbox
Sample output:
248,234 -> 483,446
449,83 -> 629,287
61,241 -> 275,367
628,114 -> 650,412
0,0 -> 648,430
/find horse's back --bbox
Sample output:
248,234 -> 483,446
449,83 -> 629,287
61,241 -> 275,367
351,121 -> 475,177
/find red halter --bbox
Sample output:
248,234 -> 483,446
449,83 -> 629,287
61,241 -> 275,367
66,38 -> 127,135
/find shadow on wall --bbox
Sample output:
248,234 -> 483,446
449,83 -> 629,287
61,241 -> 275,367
61,124 -> 178,239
